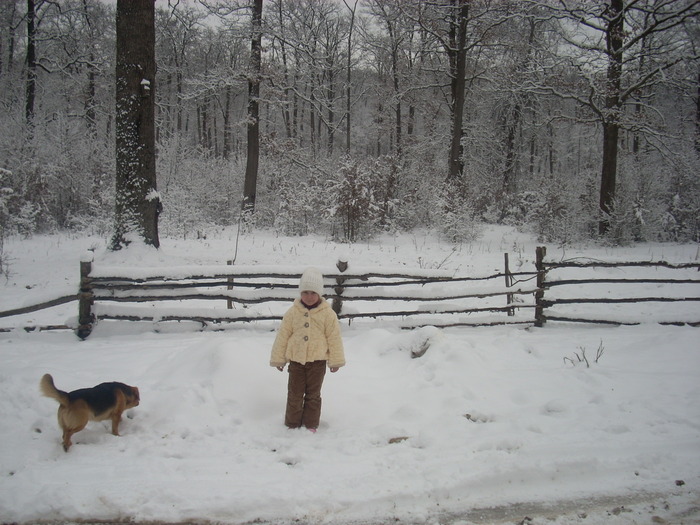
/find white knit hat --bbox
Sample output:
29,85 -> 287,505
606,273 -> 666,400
299,267 -> 324,295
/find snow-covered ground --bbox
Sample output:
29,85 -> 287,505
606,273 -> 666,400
1,226 -> 699,524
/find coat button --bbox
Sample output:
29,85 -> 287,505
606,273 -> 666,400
305,322 -> 309,327
304,336 -> 309,341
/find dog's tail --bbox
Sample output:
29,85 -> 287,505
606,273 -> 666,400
40,374 -> 70,406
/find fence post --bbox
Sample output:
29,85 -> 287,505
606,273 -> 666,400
534,246 -> 547,327
504,253 -> 514,316
227,260 -> 234,309
77,258 -> 94,339
332,258 -> 348,316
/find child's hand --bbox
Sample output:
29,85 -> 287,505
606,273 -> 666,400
330,367 -> 339,373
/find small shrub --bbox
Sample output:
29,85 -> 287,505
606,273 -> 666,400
331,158 -> 381,242
438,181 -> 481,244
564,340 -> 605,368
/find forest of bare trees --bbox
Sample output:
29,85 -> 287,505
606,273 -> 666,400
0,0 -> 698,248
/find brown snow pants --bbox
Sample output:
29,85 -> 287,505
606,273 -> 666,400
285,360 -> 327,429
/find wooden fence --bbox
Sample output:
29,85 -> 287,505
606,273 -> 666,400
2,247 -> 698,336
534,246 -> 700,327
75,257 -> 539,338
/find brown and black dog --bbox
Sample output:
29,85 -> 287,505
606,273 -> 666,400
40,373 -> 140,452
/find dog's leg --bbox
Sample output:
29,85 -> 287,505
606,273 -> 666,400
58,406 -> 88,452
61,422 -> 87,452
62,429 -> 74,452
112,416 -> 122,436
110,390 -> 127,436
110,411 -> 123,436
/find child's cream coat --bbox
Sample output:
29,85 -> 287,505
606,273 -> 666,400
270,298 -> 345,369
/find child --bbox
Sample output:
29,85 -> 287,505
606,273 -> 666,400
270,267 -> 345,431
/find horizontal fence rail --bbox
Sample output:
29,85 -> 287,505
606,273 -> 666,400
0,295 -> 77,333
0,294 -> 76,319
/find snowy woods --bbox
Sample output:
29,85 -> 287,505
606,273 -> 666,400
0,0 -> 699,248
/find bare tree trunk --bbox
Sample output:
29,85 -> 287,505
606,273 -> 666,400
502,18 -> 537,197
632,45 -> 645,155
0,2 -> 20,75
600,120 -> 619,223
25,0 -> 36,132
344,1 -> 358,154
327,70 -> 335,154
293,68 -> 300,142
447,0 -> 468,181
223,83 -> 233,158
200,101 -> 209,151
376,0 -> 403,156
376,102 -> 383,156
502,102 -> 519,195
599,0 -> 624,235
243,0 -> 262,214
391,34 -> 401,156
85,53 -> 97,134
277,2 -> 293,139
112,0 -> 159,249
309,85 -> 317,151
695,69 -> 700,154
176,70 -> 183,133
81,2 -> 97,135
212,108 -> 218,157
